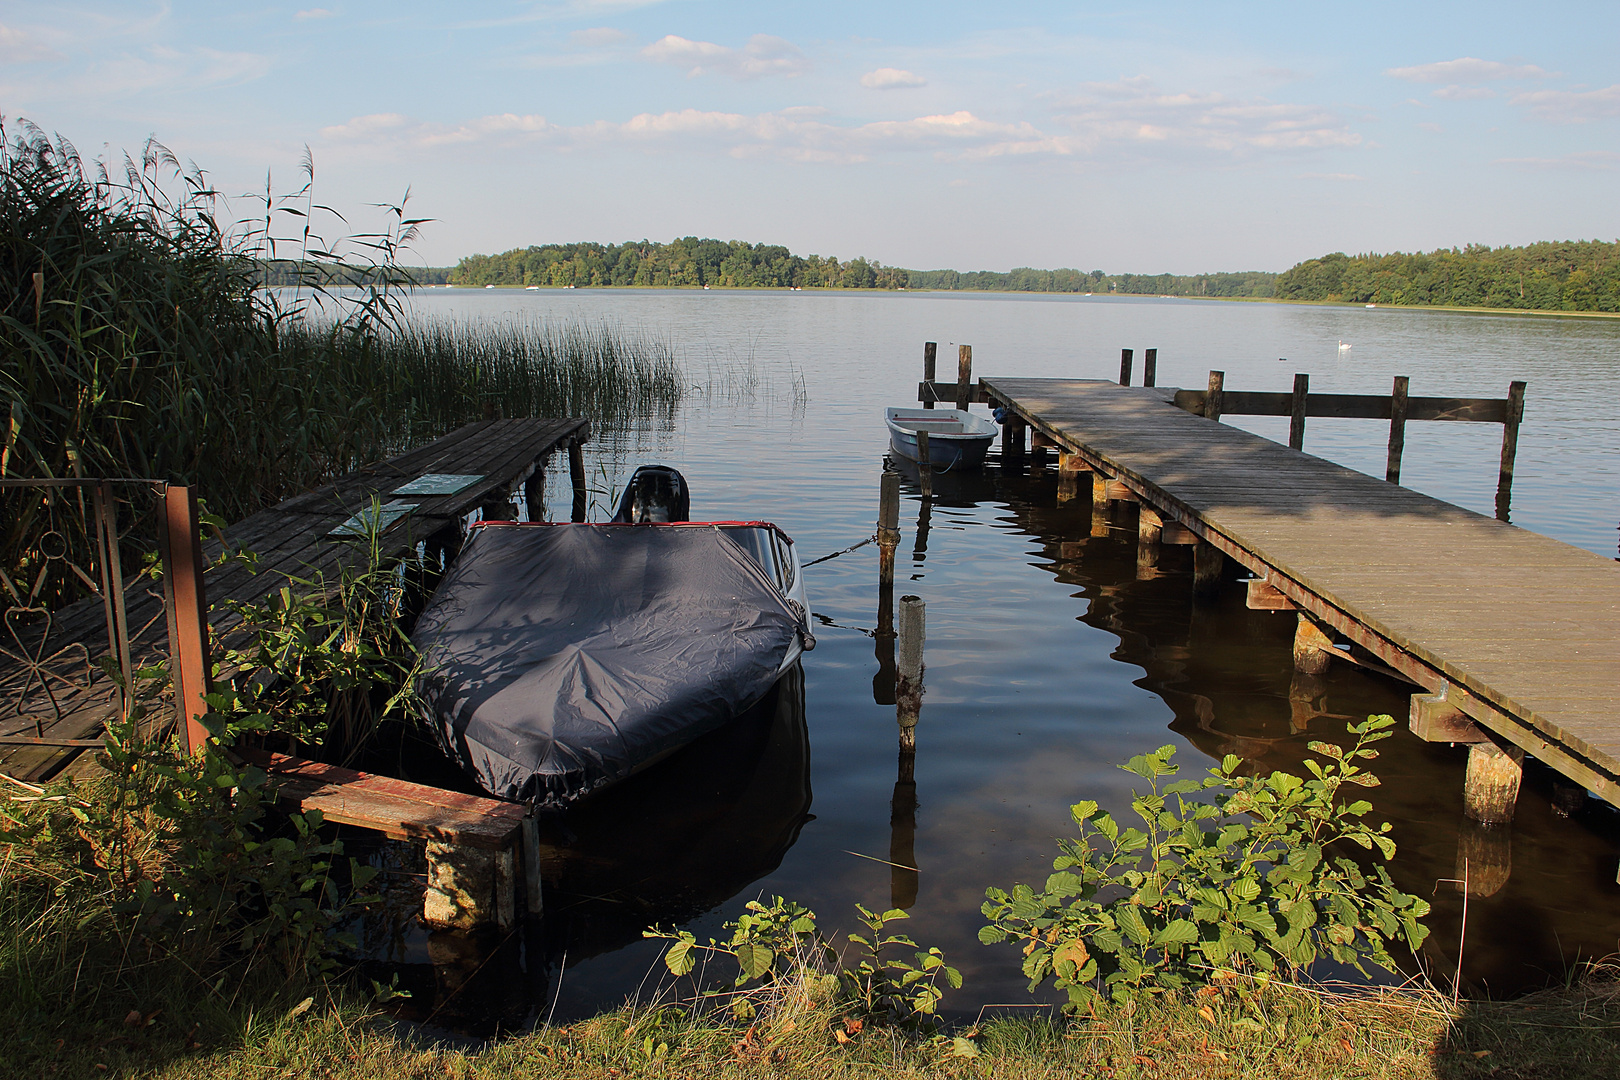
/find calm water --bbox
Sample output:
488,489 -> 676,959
357,289 -> 1620,1031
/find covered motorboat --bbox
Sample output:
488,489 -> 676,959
885,407 -> 998,470
412,466 -> 813,808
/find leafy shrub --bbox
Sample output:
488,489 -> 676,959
980,716 -> 1431,1009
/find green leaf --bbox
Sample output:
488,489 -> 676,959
1152,919 -> 1199,948
734,940 -> 772,981
664,939 -> 695,977
1117,905 -> 1151,947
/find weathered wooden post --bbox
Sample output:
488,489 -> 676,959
524,462 -> 546,521
1057,452 -> 1084,504
1001,412 -> 1025,462
1496,380 -> 1526,521
878,471 -> 901,594
1386,375 -> 1410,484
1205,370 -> 1225,421
955,345 -> 973,411
1292,614 -> 1335,674
1090,472 -> 1110,538
1463,741 -> 1524,825
1143,348 -> 1157,388
1137,505 -> 1162,580
915,430 -> 933,498
896,595 -> 925,747
874,471 -> 900,704
569,437 -> 587,523
1118,348 -> 1133,387
1289,372 -> 1308,450
161,485 -> 211,755
1192,539 -> 1225,599
921,341 -> 937,409
521,812 -> 544,917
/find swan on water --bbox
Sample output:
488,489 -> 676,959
1338,340 -> 1351,352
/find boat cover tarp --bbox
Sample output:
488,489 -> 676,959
413,524 -> 800,807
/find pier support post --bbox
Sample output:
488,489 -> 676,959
878,471 -> 901,593
922,342 -> 937,409
1002,414 -> 1026,464
1386,375 -> 1410,484
569,438 -> 587,523
1496,380 -> 1526,522
1143,348 -> 1157,388
955,345 -> 973,411
521,815 -> 544,917
1192,540 -> 1225,599
896,595 -> 925,749
1463,741 -> 1524,825
1119,348 -> 1133,386
1289,373 -> 1308,450
1057,452 -> 1084,504
424,841 -> 516,931
1292,614 -> 1336,674
524,464 -> 546,522
1090,473 -> 1111,538
1137,506 -> 1162,580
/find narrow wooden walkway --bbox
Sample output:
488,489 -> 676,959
981,378 -> 1620,807
1,417 -> 589,783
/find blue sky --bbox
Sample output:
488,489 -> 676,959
2,2 -> 1617,272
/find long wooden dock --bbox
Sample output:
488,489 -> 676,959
1,417 -> 590,783
978,377 -> 1620,811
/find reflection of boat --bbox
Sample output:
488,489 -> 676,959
885,407 -> 998,470
413,466 -> 814,808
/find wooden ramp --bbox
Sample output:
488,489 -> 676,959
1,417 -> 590,783
981,377 -> 1620,808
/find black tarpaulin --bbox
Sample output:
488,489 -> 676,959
412,524 -> 801,807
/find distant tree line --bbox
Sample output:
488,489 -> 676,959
1273,241 -> 1620,312
253,260 -> 453,287
443,237 -> 1620,313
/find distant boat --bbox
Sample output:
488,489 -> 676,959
1365,303 -> 1376,308
885,407 -> 998,471
484,284 -> 495,289
526,285 -> 540,291
1338,340 -> 1352,353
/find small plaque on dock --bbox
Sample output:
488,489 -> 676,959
329,500 -> 419,537
391,473 -> 483,497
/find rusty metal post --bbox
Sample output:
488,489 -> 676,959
162,485 -> 211,754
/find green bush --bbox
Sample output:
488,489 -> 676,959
980,715 -> 1431,1009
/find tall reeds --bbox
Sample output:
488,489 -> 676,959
0,123 -> 683,603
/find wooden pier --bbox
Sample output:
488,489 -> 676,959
952,373 -> 1619,819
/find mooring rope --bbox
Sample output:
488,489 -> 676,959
802,532 -> 878,568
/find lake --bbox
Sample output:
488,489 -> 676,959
357,288 -> 1620,1031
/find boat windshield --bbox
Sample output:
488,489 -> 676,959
718,525 -> 792,593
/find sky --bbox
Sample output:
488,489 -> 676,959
1,2 -> 1617,273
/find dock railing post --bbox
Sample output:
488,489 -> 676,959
161,485 -> 212,755
1143,348 -> 1157,388
1496,380 -> 1525,521
1386,375 -> 1410,484
1119,348 -> 1133,387
956,345 -> 973,411
915,430 -> 933,498
1289,372 -> 1308,450
1205,370 -> 1225,421
922,342 -> 937,409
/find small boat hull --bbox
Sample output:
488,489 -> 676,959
885,407 -> 997,470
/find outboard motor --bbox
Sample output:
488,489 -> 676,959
612,465 -> 691,524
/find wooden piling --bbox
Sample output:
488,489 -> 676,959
1386,375 -> 1410,484
1192,540 -> 1225,599
161,485 -> 212,755
1463,741 -> 1524,825
1119,348 -> 1133,387
1057,452 -> 1083,504
1205,370 -> 1225,422
1143,348 -> 1157,388
956,345 -> 973,411
1289,372 -> 1308,450
1137,506 -> 1162,579
1292,614 -> 1335,674
1002,415 -> 1025,459
915,431 -> 933,497
922,342 -> 938,409
521,815 -> 544,917
896,595 -> 925,747
878,471 -> 901,593
569,437 -> 587,522
1496,379 -> 1526,521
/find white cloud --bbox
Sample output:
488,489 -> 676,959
571,27 -> 628,46
1298,172 -> 1363,181
1511,84 -> 1620,123
0,22 -> 61,62
1385,57 -> 1546,84
641,33 -> 808,79
322,112 -> 556,148
1432,85 -> 1495,101
295,8 -> 335,20
861,67 -> 926,90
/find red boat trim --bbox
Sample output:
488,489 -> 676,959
470,519 -> 796,545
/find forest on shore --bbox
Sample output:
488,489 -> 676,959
436,236 -> 1620,313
